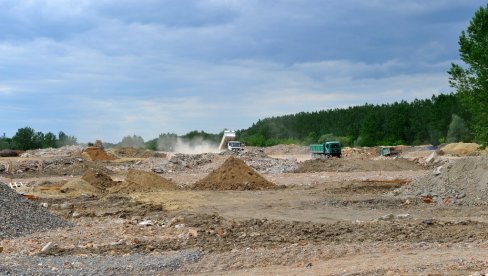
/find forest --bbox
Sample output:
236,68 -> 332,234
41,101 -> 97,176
237,94 -> 470,147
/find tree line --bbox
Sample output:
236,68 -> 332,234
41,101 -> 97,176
237,94 -> 471,147
0,127 -> 77,151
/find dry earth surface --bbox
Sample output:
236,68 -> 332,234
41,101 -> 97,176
1,143 -> 488,275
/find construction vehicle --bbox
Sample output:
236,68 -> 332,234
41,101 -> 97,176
379,146 -> 401,157
310,141 -> 342,158
218,130 -> 243,152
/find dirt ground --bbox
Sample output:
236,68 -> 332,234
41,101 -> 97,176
1,145 -> 488,275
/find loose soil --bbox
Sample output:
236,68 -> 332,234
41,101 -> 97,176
3,144 -> 488,275
82,147 -> 116,161
81,169 -> 117,190
109,169 -> 179,194
193,156 -> 276,190
295,157 -> 425,173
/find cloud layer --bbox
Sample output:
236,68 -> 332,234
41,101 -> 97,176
0,0 -> 484,142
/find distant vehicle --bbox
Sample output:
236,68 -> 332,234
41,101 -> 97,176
310,141 -> 342,158
227,141 -> 243,152
219,130 -> 243,152
379,146 -> 401,157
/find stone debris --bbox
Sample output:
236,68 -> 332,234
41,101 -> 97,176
395,156 -> 488,205
20,145 -> 85,158
0,182 -> 72,239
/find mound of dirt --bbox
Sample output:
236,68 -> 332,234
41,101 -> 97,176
295,158 -> 425,173
440,143 -> 485,156
82,147 -> 116,161
110,169 -> 179,194
81,169 -> 117,190
60,178 -> 102,196
193,156 -> 276,190
395,156 -> 488,205
0,182 -> 71,239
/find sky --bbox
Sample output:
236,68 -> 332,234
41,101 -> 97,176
0,0 -> 485,143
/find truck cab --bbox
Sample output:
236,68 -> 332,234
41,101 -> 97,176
227,141 -> 242,152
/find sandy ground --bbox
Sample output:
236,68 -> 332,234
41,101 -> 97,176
1,146 -> 488,275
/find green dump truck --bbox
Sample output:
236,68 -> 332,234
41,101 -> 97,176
310,141 -> 342,158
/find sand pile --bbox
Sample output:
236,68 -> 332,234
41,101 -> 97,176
110,169 -> 179,194
60,178 -> 102,196
82,169 -> 117,190
82,147 -> 116,161
395,156 -> 488,205
193,156 -> 276,190
0,182 -> 71,239
440,143 -> 485,156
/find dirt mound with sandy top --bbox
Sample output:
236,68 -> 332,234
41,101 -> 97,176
395,156 -> 488,205
60,178 -> 102,196
82,147 -> 116,161
110,169 -> 179,194
193,156 -> 276,190
82,169 -> 117,190
440,143 -> 486,156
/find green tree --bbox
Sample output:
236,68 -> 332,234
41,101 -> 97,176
43,132 -> 57,148
12,127 -> 36,150
448,4 -> 488,145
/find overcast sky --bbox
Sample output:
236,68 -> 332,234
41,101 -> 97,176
0,0 -> 485,142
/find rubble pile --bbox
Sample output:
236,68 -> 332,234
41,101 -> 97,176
110,169 -> 179,194
294,158 -> 425,173
193,156 -> 276,190
244,157 -> 298,173
0,158 -> 111,177
169,153 -> 215,171
0,182 -> 72,239
110,147 -> 166,158
395,156 -> 488,205
20,145 -> 85,158
262,144 -> 309,155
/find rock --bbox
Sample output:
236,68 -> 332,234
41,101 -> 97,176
395,214 -> 411,219
433,166 -> 443,175
0,245 -> 3,253
41,242 -> 54,253
40,202 -> 49,208
59,203 -> 72,210
72,211 -> 81,218
379,214 -> 395,221
174,223 -> 185,230
138,220 -> 153,226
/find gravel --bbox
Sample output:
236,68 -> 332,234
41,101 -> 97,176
0,182 -> 72,239
0,250 -> 202,275
394,156 -> 488,205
